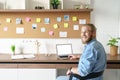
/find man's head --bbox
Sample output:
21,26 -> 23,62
81,24 -> 97,44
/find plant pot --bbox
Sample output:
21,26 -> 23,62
52,4 -> 58,9
110,46 -> 118,56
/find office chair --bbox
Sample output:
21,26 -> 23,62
69,71 -> 104,80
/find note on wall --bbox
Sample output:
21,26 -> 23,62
57,17 -> 62,22
32,24 -> 37,29
72,16 -> 77,21
64,15 -> 69,21
64,23 -> 69,28
53,24 -> 59,29
49,31 -> 54,36
25,17 -> 31,22
59,31 -> 67,38
16,18 -> 22,24
44,18 -> 50,24
3,27 -> 8,31
16,27 -> 24,34
6,18 -> 11,23
41,27 -> 46,32
36,18 -> 41,22
79,19 -> 86,24
73,25 -> 79,30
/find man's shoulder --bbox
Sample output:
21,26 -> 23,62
88,40 -> 103,49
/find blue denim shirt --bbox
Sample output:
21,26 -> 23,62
77,39 -> 106,80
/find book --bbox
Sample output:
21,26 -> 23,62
11,54 -> 35,59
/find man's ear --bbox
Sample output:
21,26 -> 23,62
92,31 -> 96,38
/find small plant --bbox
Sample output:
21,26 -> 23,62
107,37 -> 120,46
50,0 -> 60,5
50,0 -> 60,9
11,45 -> 15,55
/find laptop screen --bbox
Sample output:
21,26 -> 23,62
56,44 -> 73,57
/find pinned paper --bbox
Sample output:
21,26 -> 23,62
49,31 -> 54,36
3,27 -> 8,31
64,23 -> 69,28
25,17 -> 31,22
73,25 -> 79,30
44,18 -> 50,24
79,19 -> 86,24
16,27 -> 24,34
32,24 -> 37,29
41,27 -> 46,32
6,18 -> 11,23
57,17 -> 61,22
53,24 -> 58,29
72,17 -> 77,21
59,31 -> 67,37
36,18 -> 41,22
64,15 -> 69,21
16,18 -> 22,24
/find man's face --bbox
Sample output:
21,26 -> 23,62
81,26 -> 94,44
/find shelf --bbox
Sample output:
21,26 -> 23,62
0,9 -> 93,13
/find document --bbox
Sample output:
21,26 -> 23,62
11,54 -> 35,59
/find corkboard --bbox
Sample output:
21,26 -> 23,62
0,10 -> 91,38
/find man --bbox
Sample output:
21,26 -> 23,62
56,24 -> 106,80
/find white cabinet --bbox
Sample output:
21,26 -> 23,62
18,69 -> 56,80
0,69 -> 17,80
0,69 -> 56,80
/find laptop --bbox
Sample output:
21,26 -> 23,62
56,44 -> 73,59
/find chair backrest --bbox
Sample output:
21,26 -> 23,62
69,71 -> 104,80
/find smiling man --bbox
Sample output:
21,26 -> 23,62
56,24 -> 106,80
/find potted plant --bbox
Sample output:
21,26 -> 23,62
107,37 -> 120,56
11,45 -> 16,55
50,0 -> 60,9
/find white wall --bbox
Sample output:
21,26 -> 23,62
0,0 -> 25,9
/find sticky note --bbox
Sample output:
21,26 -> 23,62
3,27 -> 8,31
41,27 -> 46,32
16,18 -> 22,24
6,18 -> 11,23
72,17 -> 77,21
44,18 -> 50,24
57,17 -> 61,22
79,19 -> 86,24
64,23 -> 69,28
73,25 -> 79,30
49,31 -> 54,36
59,31 -> 67,37
53,24 -> 58,29
16,27 -> 24,34
25,17 -> 31,22
64,15 -> 69,21
32,24 -> 37,29
36,18 -> 41,22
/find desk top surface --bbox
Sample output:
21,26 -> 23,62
0,54 -> 120,63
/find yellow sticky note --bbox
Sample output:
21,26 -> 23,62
64,23 -> 69,28
53,24 -> 58,29
6,18 -> 11,23
72,17 -> 77,21
36,18 -> 41,22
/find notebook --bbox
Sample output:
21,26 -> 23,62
56,44 -> 73,59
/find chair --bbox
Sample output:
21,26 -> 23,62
69,71 -> 104,80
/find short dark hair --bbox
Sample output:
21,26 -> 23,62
83,24 -> 97,32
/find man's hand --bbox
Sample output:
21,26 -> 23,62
68,55 -> 80,60
66,69 -> 72,76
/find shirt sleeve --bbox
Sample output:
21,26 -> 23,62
78,46 -> 97,76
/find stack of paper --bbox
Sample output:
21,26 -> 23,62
11,54 -> 35,59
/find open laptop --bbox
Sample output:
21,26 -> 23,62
56,44 -> 73,59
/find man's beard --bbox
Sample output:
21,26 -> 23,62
81,35 -> 93,44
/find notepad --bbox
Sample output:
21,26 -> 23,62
11,54 -> 35,59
